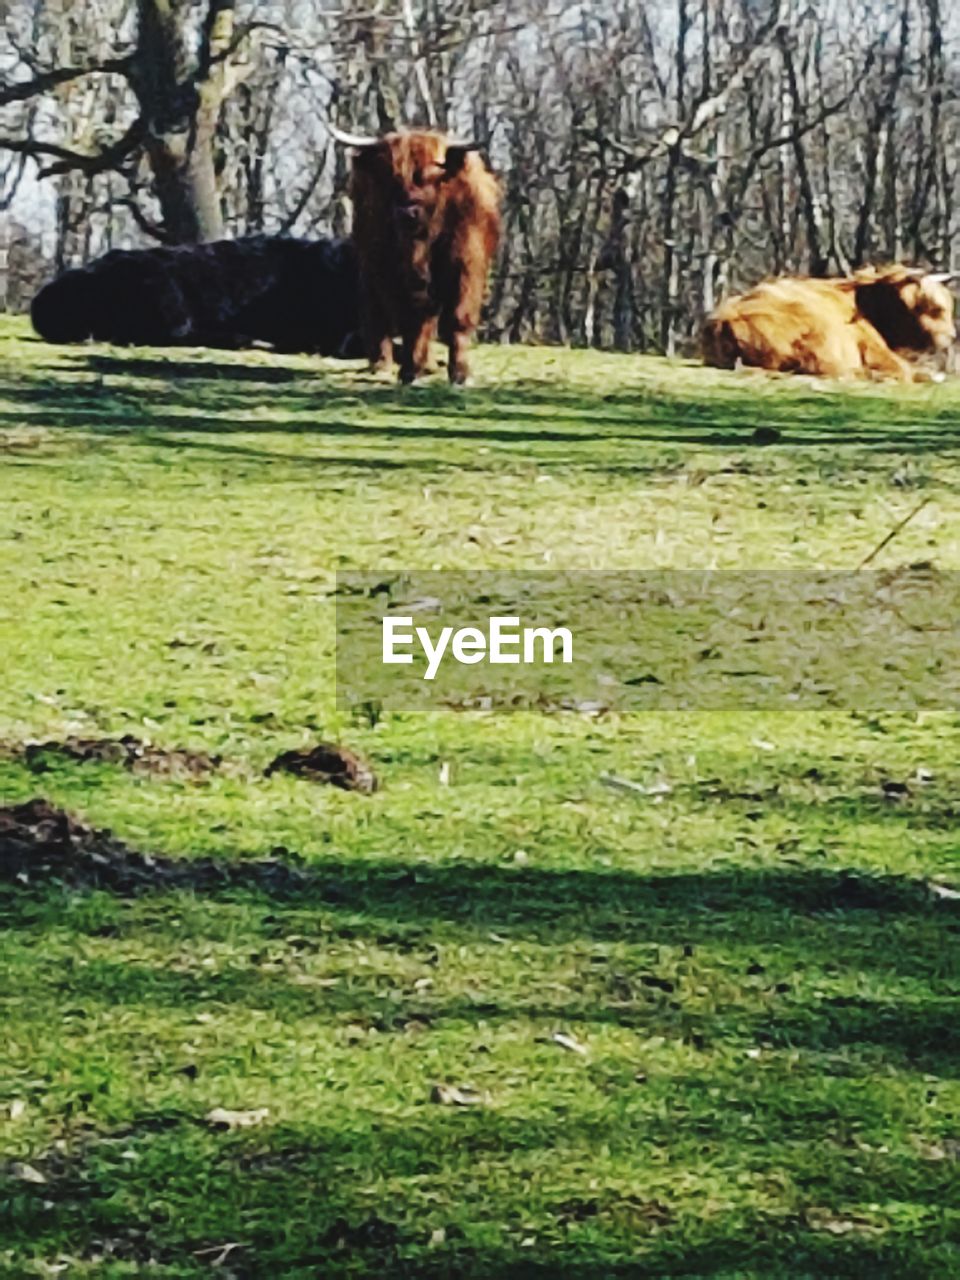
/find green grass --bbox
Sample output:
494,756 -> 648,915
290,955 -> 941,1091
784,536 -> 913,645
1,315 -> 959,1277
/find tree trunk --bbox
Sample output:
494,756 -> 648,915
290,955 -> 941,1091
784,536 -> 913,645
144,111 -> 222,243
853,4 -> 909,266
132,0 -> 237,242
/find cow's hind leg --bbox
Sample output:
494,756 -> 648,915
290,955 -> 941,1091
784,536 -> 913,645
702,318 -> 739,369
371,333 -> 395,374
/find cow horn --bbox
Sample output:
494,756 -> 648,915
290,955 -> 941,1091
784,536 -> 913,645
443,141 -> 482,172
327,123 -> 382,148
925,271 -> 957,284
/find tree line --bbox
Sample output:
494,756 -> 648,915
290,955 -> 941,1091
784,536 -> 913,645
2,0 -> 957,353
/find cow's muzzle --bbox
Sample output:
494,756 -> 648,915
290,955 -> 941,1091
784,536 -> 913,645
394,203 -> 425,229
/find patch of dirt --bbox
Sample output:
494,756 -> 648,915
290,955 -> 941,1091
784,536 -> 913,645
0,798 -> 309,896
264,743 -> 377,792
6,735 -> 220,777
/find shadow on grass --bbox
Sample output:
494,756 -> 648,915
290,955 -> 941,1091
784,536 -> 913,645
3,838 -> 957,976
34,949 -> 960,1075
3,350 -> 960,462
4,826 -> 958,1272
3,1106 -> 958,1276
0,838 -> 946,925
84,354 -> 348,384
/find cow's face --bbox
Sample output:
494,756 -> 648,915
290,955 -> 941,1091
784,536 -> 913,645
905,276 -> 957,351
355,133 -> 474,243
854,266 -> 957,355
389,138 -> 446,238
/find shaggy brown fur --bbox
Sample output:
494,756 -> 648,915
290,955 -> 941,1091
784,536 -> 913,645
348,130 -> 501,383
702,265 -> 956,381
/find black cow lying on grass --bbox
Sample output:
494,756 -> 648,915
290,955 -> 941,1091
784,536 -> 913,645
30,235 -> 364,357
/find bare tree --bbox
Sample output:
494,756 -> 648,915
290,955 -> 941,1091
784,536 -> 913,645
1,0 -> 268,242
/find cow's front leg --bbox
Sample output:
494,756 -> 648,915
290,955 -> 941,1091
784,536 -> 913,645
399,317 -> 434,384
446,330 -> 471,385
856,324 -> 915,382
441,297 -> 478,385
361,289 -> 394,374
417,317 -> 439,373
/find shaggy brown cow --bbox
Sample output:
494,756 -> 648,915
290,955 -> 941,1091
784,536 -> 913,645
702,265 -> 956,381
333,126 -> 501,384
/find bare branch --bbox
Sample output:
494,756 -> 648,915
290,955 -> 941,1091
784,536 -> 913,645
277,147 -> 330,234
0,117 -> 146,178
399,0 -> 438,128
0,57 -> 134,108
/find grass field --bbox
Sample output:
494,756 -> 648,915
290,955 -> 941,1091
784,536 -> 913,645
1,313 -> 960,1277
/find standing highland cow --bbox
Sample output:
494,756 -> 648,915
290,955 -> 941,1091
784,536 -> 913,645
333,127 -> 501,384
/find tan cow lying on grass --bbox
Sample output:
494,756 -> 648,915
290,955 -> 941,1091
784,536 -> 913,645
702,265 -> 956,381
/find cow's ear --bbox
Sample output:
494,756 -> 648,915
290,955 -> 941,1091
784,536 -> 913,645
444,143 -> 480,176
